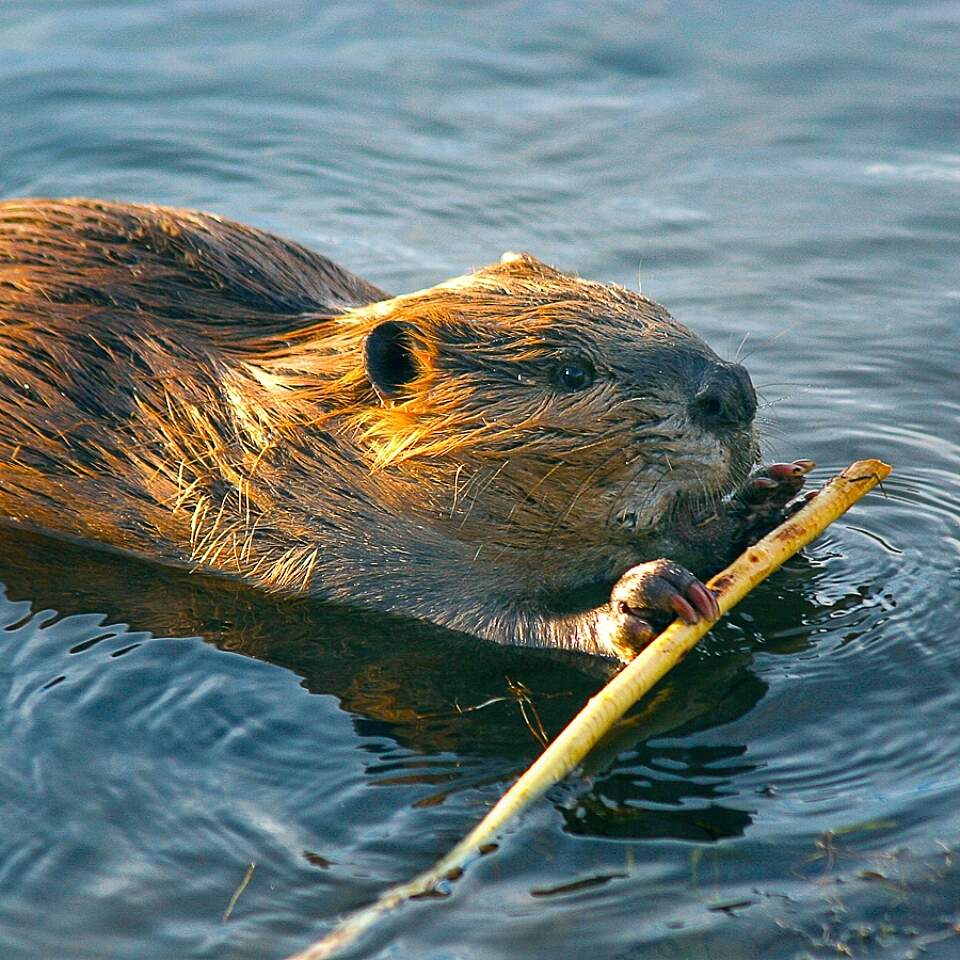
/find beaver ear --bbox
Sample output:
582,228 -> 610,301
500,250 -> 545,266
364,320 -> 419,399
497,251 -> 562,277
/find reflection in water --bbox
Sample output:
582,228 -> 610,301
0,524 -> 817,841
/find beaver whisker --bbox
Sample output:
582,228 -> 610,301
506,461 -> 564,521
756,416 -> 787,437
733,330 -> 751,364
546,460 -> 618,546
634,430 -> 680,443
606,451 -> 672,532
754,381 -> 805,390
695,471 -> 727,515
450,462 -> 465,519
618,483 -> 666,533
736,318 -> 805,365
457,458 -> 512,530
610,397 -> 680,423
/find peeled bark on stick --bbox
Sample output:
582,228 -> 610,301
286,458 -> 891,960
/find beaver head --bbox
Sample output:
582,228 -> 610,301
256,251 -> 759,596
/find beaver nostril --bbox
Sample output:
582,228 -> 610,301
690,362 -> 757,432
696,393 -> 723,420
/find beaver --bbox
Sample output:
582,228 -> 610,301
0,198 -> 808,661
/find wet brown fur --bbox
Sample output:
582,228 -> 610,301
0,198 -> 756,655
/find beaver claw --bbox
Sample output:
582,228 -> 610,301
731,459 -> 815,541
739,460 -> 814,506
610,558 -> 719,653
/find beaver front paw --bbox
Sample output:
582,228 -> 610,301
732,459 -> 815,542
608,559 -> 720,657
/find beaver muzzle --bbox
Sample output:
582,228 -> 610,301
689,361 -> 757,434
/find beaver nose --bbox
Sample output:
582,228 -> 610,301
690,362 -> 757,432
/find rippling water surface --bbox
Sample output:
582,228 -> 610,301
2,2 -> 959,958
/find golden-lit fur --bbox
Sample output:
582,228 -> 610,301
0,198 -> 757,656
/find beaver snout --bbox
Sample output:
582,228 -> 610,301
689,361 -> 757,433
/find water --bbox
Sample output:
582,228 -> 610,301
1,1 -> 959,957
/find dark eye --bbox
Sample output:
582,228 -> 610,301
555,359 -> 595,391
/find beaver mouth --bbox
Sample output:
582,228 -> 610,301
613,481 -> 734,535
611,429 -> 758,535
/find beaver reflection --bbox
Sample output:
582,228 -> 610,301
0,526 -> 824,841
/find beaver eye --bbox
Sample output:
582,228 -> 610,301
555,359 -> 595,391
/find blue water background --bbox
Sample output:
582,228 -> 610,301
1,2 -> 960,957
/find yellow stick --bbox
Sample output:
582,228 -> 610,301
286,458 -> 891,960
